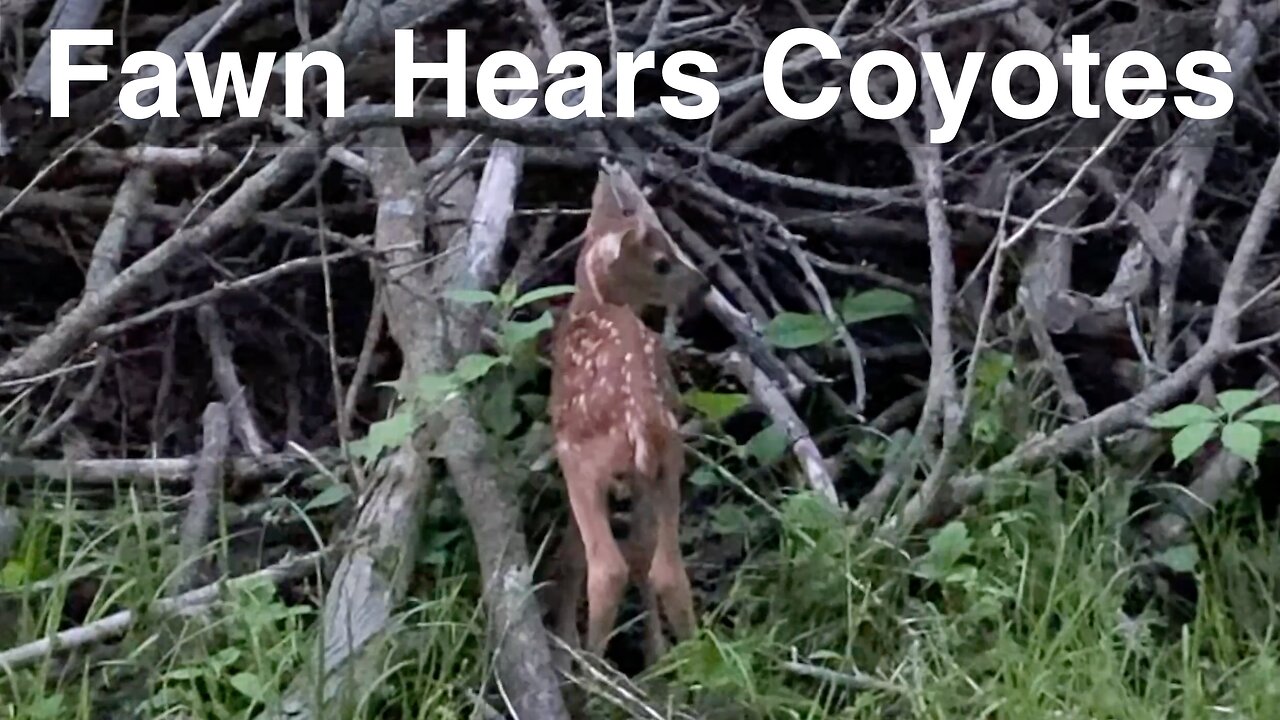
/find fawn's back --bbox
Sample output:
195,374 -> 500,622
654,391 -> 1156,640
548,160 -> 704,485
550,283 -> 681,486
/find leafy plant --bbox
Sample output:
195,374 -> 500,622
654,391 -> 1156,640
1149,388 -> 1280,465
913,520 -> 976,585
743,423 -> 789,466
763,312 -> 837,349
140,577 -> 313,719
762,287 -> 916,350
685,390 -> 751,423
348,280 -> 574,462
839,288 -> 915,323
968,351 -> 1016,447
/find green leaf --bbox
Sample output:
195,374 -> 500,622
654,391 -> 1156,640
304,482 -> 353,512
685,391 -> 750,423
415,373 -> 458,403
481,378 -> 520,438
1217,389 -> 1261,417
840,288 -> 915,324
210,647 -> 242,668
943,564 -> 979,587
454,353 -> 502,383
974,351 -> 1014,390
744,424 -> 789,465
349,408 -> 415,461
519,393 -> 547,417
780,492 -> 843,535
1240,404 -> 1280,424
710,504 -> 753,535
162,661 -> 209,676
161,666 -> 206,681
1171,421 -> 1217,465
501,311 -> 554,348
498,279 -> 519,307
926,520 -> 972,570
1149,403 -> 1218,429
763,312 -> 835,349
27,694 -> 64,720
229,672 -> 266,701
1154,544 -> 1198,574
688,467 -> 720,487
970,410 -> 1002,445
1221,421 -> 1262,464
443,288 -> 498,306
513,284 -> 577,308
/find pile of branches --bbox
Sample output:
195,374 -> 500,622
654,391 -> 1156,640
2,0 -> 1280,717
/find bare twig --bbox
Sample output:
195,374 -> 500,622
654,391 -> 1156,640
18,348 -> 111,453
723,350 -> 839,505
197,306 -> 272,457
0,137 -> 318,385
889,147 -> 1280,532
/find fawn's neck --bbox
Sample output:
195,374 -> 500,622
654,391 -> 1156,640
567,245 -> 667,361
572,244 -> 642,316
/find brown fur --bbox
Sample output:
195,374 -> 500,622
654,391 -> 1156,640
547,159 -> 707,664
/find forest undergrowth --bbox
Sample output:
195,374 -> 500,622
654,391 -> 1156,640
5,358 -> 1280,720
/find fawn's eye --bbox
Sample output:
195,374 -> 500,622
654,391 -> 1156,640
653,257 -> 672,275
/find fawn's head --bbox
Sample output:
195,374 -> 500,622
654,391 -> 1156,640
575,159 -> 707,313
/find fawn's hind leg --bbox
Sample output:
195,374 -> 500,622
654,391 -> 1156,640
649,447 -> 696,642
560,458 -> 629,657
623,478 -> 667,665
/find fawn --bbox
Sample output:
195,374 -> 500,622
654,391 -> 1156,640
547,159 -> 708,665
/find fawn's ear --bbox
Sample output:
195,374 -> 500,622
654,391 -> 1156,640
590,227 -> 628,266
586,159 -> 647,265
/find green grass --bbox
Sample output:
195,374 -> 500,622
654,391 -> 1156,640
630,466 -> 1280,720
3,459 -> 1280,719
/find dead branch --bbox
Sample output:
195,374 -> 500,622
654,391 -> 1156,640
16,0 -> 107,102
0,451 -> 324,486
172,402 -> 230,592
423,133 -> 571,720
0,137 -> 318,385
197,305 -> 271,457
723,350 -> 839,505
0,549 -> 326,673
890,145 -> 1280,532
265,127 -> 436,719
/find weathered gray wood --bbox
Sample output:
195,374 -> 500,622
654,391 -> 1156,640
173,403 -> 230,592
267,125 -> 438,719
0,451 -> 323,486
